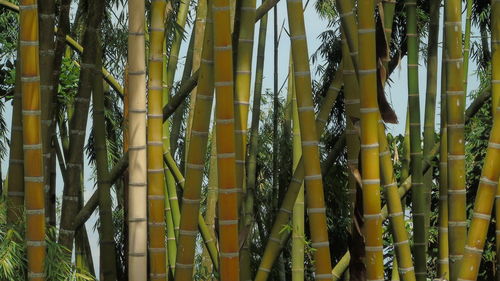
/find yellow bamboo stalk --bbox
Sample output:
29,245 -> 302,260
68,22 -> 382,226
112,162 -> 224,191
358,0 -> 384,279
456,112 -> 500,279
336,0 -> 359,72
377,118 -> 416,281
19,1 -> 45,280
444,0 -> 466,278
457,2 -> 500,277
174,6 -> 215,279
212,0 -> 239,276
184,0 -> 207,165
128,0 -> 148,279
284,1 -> 334,278
254,66 -> 342,281
147,0 -> 167,279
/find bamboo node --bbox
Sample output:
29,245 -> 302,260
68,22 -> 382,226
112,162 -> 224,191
294,71 -> 310,77
358,28 -> 376,34
280,207 -> 293,214
488,142 -> 500,150
23,143 -> 42,150
329,85 -> 341,92
235,129 -> 248,135
7,191 -> 24,197
340,10 -> 354,18
379,150 -> 391,157
20,76 -> 40,83
259,267 -> 271,272
388,212 -> 403,218
146,141 -> 163,147
446,90 -> 464,96
9,158 -> 23,164
307,208 -> 326,214
180,229 -> 198,236
305,174 -> 322,181
448,221 -> 467,227
315,273 -> 334,279
447,189 -> 466,195
302,140 -> 319,146
27,272 -> 46,278
291,34 -> 306,41
128,31 -> 145,36
270,237 -> 282,244
298,106 -> 314,112
464,245 -> 483,254
438,258 -> 449,264
472,212 -> 491,220
364,213 -> 382,220
59,228 -> 75,235
359,107 -> 378,113
70,129 -> 86,136
219,219 -> 238,225
447,154 -> 465,160
216,118 -> 234,124
129,252 -> 146,257
344,99 -> 360,106
149,273 -> 168,278
197,94 -> 214,100
183,197 -> 201,204
149,27 -> 165,32
360,143 -> 379,149
214,45 -> 232,51
398,266 -> 415,274
364,245 -> 383,252
22,110 -> 41,116
74,97 -> 90,103
147,195 -> 165,200
217,152 -> 235,158
343,70 -> 356,75
128,218 -> 147,222
63,195 -> 79,202
26,240 -> 46,247
394,239 -> 408,246
129,145 -> 147,150
220,251 -> 239,258
20,40 -> 39,46
311,241 -> 330,248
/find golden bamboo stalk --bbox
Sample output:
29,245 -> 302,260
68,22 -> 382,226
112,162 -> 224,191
128,0 -> 148,279
444,0 -> 466,278
213,0 -> 239,276
19,1 -> 45,279
174,6 -> 215,279
147,0 -> 167,279
285,0 -> 334,278
358,0 -> 384,279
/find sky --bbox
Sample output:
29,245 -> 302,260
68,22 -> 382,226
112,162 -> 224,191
0,1 -> 483,278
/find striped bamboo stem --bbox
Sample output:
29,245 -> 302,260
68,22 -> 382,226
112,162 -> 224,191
438,39 -> 450,280
147,0 -> 167,279
212,0 -> 239,276
406,0 -> 425,278
174,6 -> 215,279
128,0 -> 148,279
19,1 -> 46,279
358,0 -> 384,279
493,0 -> 500,276
91,43 -> 118,281
378,118 -> 416,281
285,0 -> 333,278
422,0 -> 440,256
463,0 -> 472,94
291,78 -> 305,281
456,112 -> 500,279
444,0 -> 466,278
254,66 -> 342,281
6,46 -> 24,224
336,0 -> 359,72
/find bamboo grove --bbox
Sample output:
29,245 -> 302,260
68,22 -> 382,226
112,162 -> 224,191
1,0 -> 500,279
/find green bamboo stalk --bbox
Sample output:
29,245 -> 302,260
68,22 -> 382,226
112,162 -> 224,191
164,178 -> 177,274
437,44 -> 449,280
463,0 -> 472,94
422,0 -> 440,259
444,0 -> 466,278
291,75 -> 304,281
58,0 -> 105,255
406,0 -> 425,278
91,44 -> 118,281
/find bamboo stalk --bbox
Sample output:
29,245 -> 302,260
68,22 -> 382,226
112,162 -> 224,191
6,45 -> 24,224
444,0 -> 466,278
456,111 -> 500,280
291,76 -> 305,281
212,0 -> 240,276
358,0 -> 384,279
234,0 -> 257,274
38,0 -> 56,227
91,42 -> 118,281
254,66 -> 342,281
128,0 -> 148,278
19,1 -> 46,279
285,0 -> 333,279
422,0 -> 440,255
147,1 -> 167,279
57,0 -> 105,256
174,6 -> 215,279
336,0 -> 359,72
493,0 -> 500,277
463,0 -> 472,94
406,0 -> 425,278
437,34 -> 450,280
